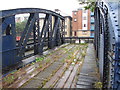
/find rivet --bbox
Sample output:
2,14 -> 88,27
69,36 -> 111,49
112,50 -> 115,52
106,71 -> 109,73
117,71 -> 120,75
110,81 -> 113,83
111,76 -> 114,79
111,69 -> 114,72
112,43 -> 115,46
117,80 -> 120,83
118,63 -> 120,66
117,29 -> 120,31
112,63 -> 115,66
113,36 -> 115,39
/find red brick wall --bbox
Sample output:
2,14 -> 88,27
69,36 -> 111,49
72,10 -> 82,31
77,10 -> 82,30
72,11 -> 78,31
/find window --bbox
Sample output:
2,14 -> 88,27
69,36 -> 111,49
84,10 -> 86,13
91,17 -> 94,20
91,24 -> 94,30
91,17 -> 94,21
91,32 -> 94,36
84,24 -> 86,27
83,16 -> 86,20
74,31 -> 77,36
74,12 -> 77,15
74,19 -> 77,22
91,24 -> 94,27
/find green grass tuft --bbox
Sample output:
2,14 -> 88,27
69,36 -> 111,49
35,57 -> 44,62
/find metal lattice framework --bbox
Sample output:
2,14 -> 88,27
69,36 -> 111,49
95,0 -> 120,89
0,8 -> 65,69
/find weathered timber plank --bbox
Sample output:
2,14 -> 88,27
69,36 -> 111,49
56,65 -> 74,88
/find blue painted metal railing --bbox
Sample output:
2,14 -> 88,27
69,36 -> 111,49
0,8 -> 65,69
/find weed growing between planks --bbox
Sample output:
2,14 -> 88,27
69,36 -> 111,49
3,75 -> 15,85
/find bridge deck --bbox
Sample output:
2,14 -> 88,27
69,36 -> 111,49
2,43 -> 100,88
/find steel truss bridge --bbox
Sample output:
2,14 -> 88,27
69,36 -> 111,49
0,0 -> 120,89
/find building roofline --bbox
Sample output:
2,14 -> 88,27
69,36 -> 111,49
64,16 -> 72,20
72,10 -> 77,12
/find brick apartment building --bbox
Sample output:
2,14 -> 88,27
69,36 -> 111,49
72,8 -> 94,37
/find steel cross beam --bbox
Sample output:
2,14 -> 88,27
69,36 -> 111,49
38,14 -> 52,54
0,8 -> 65,69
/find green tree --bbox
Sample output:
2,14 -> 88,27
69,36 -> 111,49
77,0 -> 96,12
16,20 -> 27,36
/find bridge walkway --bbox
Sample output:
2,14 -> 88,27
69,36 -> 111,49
76,44 -> 100,88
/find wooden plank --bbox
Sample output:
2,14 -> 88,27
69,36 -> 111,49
43,63 -> 67,88
71,61 -> 83,88
6,45 -> 74,88
56,48 -> 80,88
56,65 -> 74,88
71,74 -> 77,88
64,64 -> 79,88
8,63 -> 50,88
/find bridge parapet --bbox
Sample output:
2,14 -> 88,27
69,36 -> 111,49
64,37 -> 94,43
0,8 -> 65,69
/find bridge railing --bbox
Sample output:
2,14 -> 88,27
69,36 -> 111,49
0,8 -> 65,69
94,0 -> 120,89
64,37 -> 94,43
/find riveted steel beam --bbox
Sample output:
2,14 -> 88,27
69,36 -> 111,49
95,0 -> 120,89
0,8 -> 65,69
0,8 -> 64,20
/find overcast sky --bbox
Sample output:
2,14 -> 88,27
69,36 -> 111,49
0,0 -> 80,16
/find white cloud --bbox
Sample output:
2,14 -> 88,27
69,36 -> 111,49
0,0 -> 79,16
